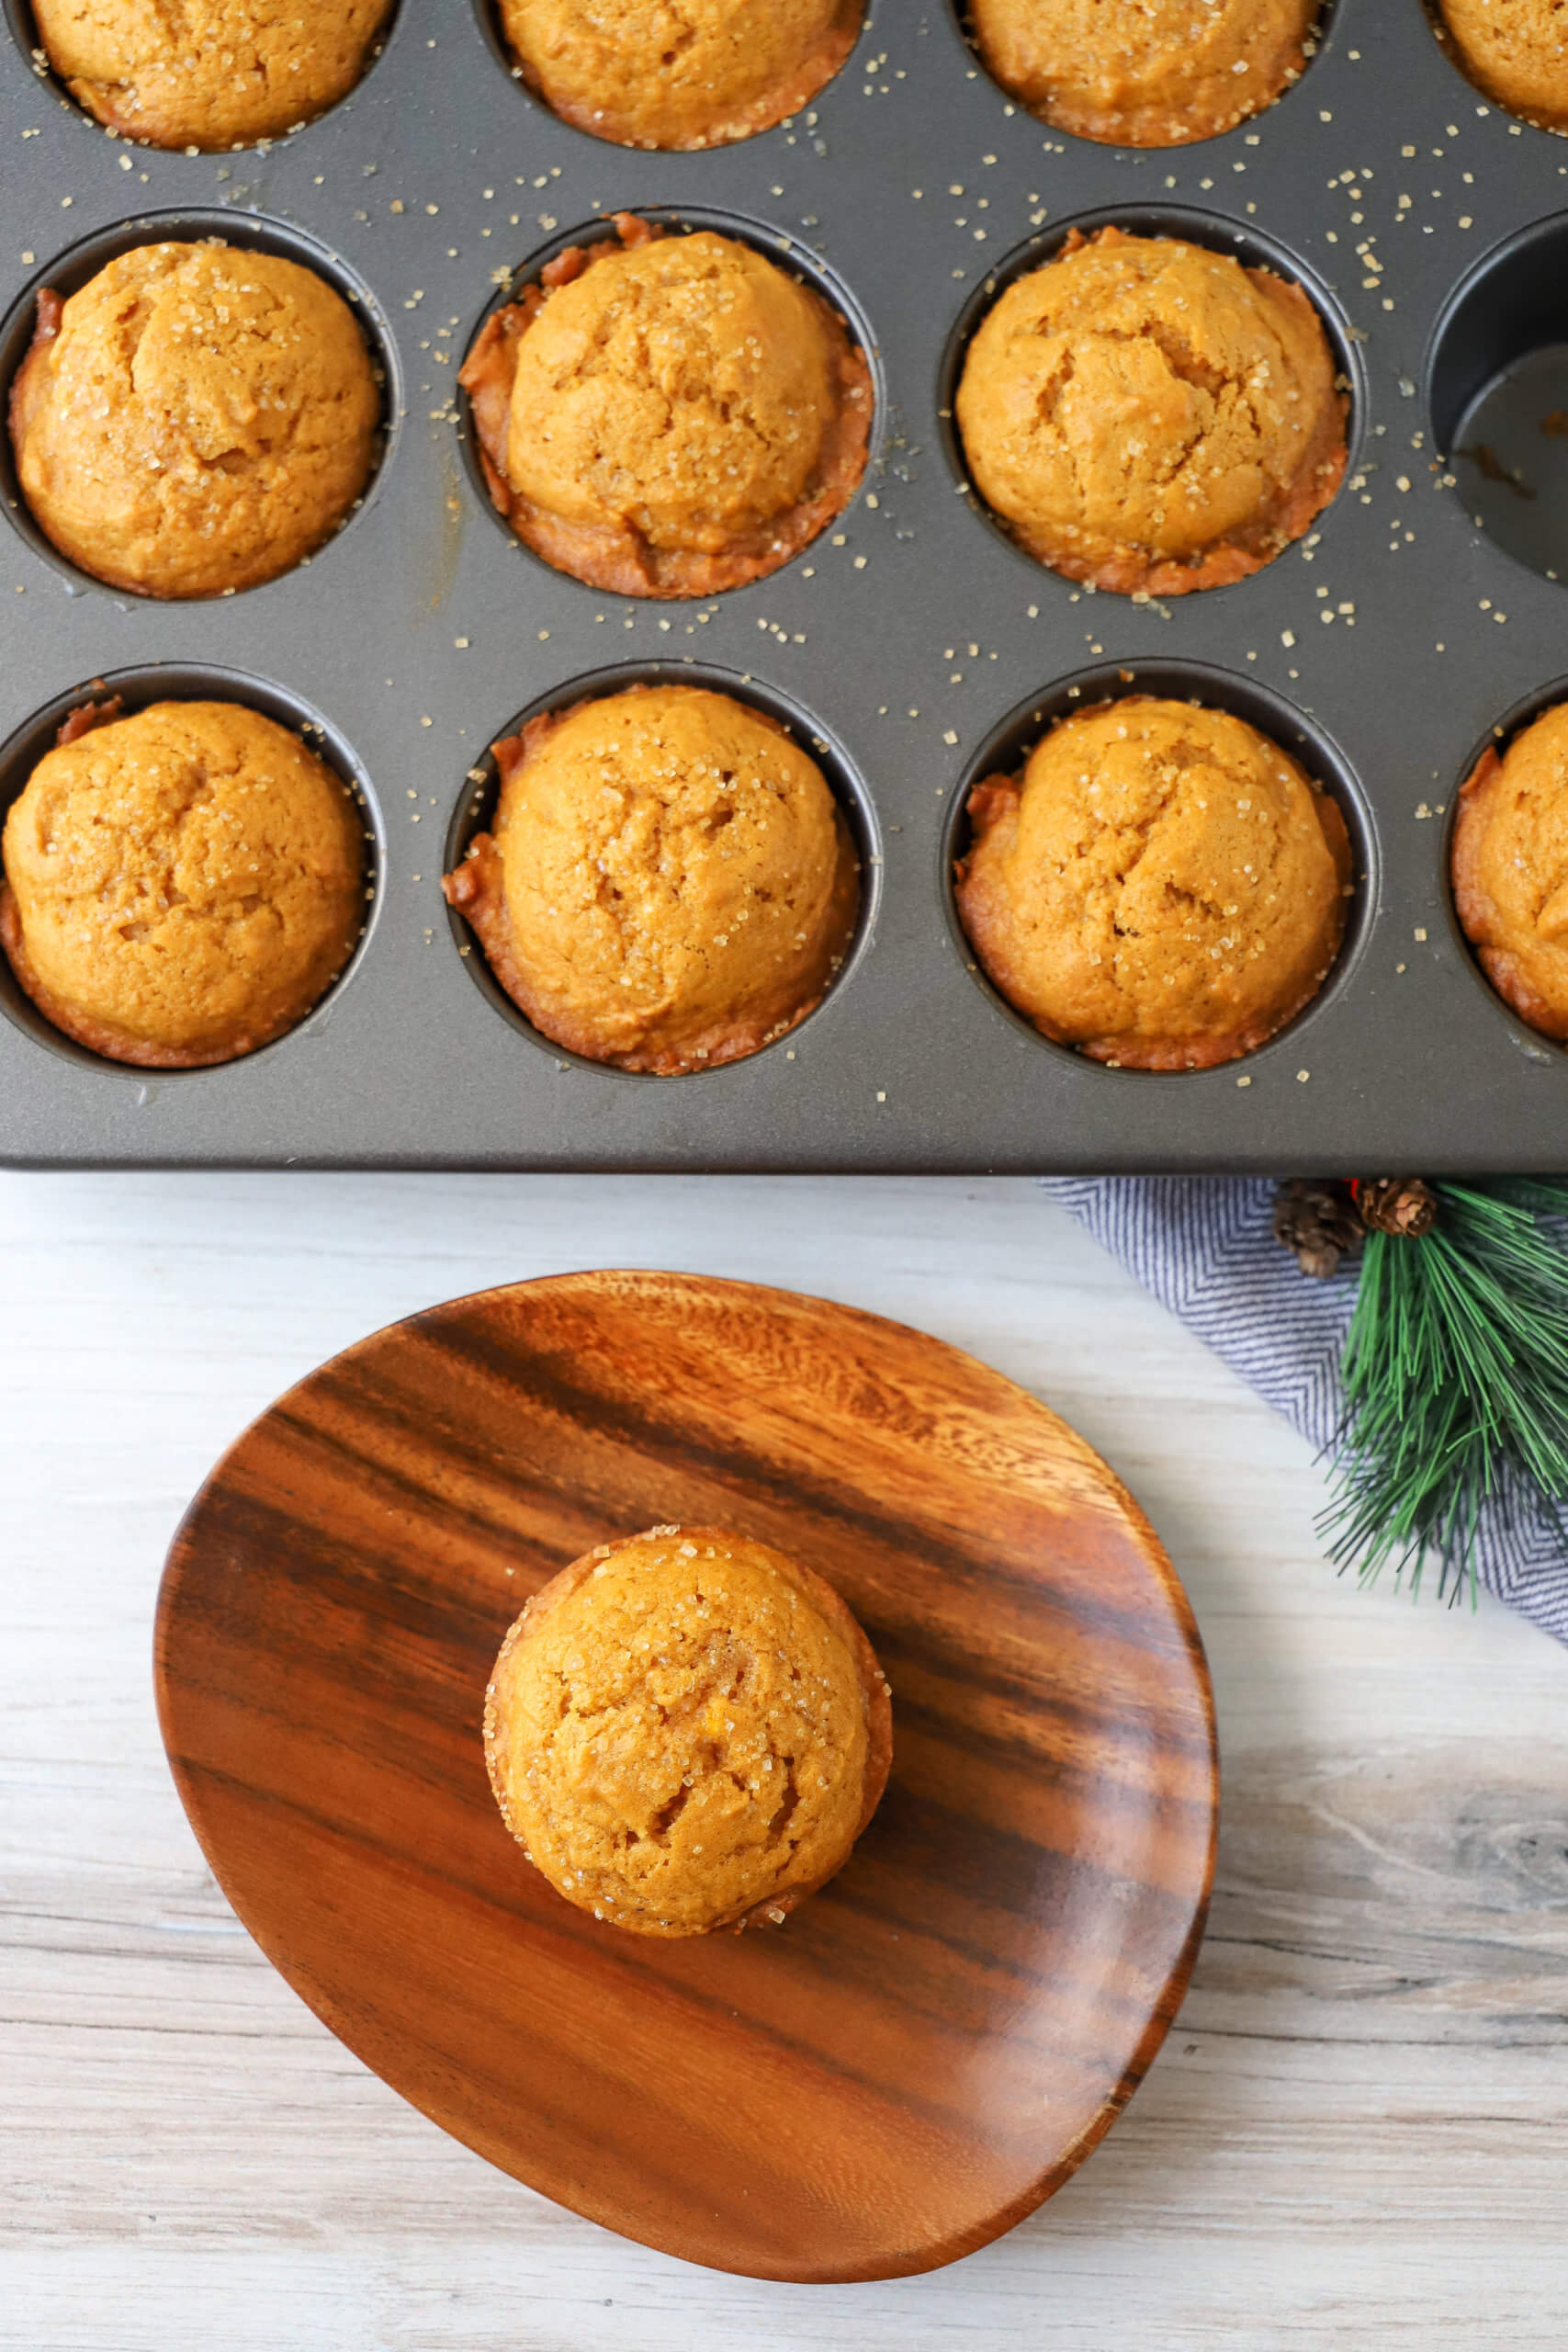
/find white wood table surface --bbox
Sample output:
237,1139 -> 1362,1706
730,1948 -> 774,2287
4,1172 -> 1566,2351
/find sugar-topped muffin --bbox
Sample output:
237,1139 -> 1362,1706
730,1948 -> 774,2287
1435,1 -> 1568,130
970,0 -> 1319,146
443,683 -> 859,1074
496,0 -> 862,149
459,214 -> 872,597
0,698 -> 365,1068
955,695 -> 1352,1069
32,0 -> 396,150
10,241 -> 380,600
1452,703 -> 1568,1038
955,227 -> 1348,597
484,1523 -> 893,1938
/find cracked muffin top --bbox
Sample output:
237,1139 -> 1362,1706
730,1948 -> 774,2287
954,227 -> 1348,597
484,1523 -> 893,1937
442,683 -> 860,1075
969,0 -> 1319,146
31,0 -> 396,150
10,241 -> 381,602
0,698 -> 365,1069
1453,703 -> 1568,1040
458,214 -> 873,598
1435,0 -> 1568,129
496,0 -> 863,149
954,695 -> 1353,1070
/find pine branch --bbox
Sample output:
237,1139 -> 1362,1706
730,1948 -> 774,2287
1318,1179 -> 1568,1601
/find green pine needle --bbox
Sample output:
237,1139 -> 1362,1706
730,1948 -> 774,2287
1319,1180 -> 1568,1602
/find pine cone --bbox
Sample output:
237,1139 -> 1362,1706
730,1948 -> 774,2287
1358,1177 -> 1438,1238
1273,1179 -> 1364,1279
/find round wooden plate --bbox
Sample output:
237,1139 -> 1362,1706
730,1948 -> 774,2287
154,1271 -> 1217,2283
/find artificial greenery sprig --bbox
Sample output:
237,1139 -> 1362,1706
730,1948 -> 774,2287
1318,1179 -> 1568,1602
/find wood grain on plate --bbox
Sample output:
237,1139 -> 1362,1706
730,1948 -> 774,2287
152,1270 -> 1217,2283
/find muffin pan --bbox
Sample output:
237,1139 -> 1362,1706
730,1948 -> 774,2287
5,0 -> 1568,1170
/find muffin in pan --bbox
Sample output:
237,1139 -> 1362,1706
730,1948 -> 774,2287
31,0 -> 397,151
969,0 -> 1320,147
1453,703 -> 1568,1039
1434,0 -> 1568,131
9,241 -> 381,601
484,1522 -> 894,1938
0,698 -> 365,1069
459,213 -> 873,598
495,0 -> 863,150
954,695 -> 1352,1070
955,226 -> 1348,598
442,682 -> 860,1075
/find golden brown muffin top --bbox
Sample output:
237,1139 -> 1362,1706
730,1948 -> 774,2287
10,241 -> 380,602
0,699 -> 365,1068
498,0 -> 862,149
1452,704 -> 1568,1040
459,217 -> 873,597
1437,0 -> 1568,128
32,0 -> 396,150
954,695 -> 1352,1070
970,0 -> 1318,146
484,1524 -> 892,1938
442,684 -> 860,1074
954,227 -> 1347,597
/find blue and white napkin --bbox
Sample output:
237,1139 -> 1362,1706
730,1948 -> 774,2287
1044,1177 -> 1568,1644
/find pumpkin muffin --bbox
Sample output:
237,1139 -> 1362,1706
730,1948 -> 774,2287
955,695 -> 1352,1069
1453,703 -> 1568,1038
0,698 -> 365,1068
443,683 -> 860,1074
484,1523 -> 893,1938
459,213 -> 873,597
970,0 -> 1319,146
496,0 -> 862,149
10,240 -> 381,601
1435,1 -> 1568,130
955,226 -> 1348,597
31,0 -> 397,151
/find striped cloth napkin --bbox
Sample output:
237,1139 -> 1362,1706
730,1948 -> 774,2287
1043,1177 -> 1568,1645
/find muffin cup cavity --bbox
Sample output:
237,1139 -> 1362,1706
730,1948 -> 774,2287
949,0 -> 1336,146
0,209 -> 400,602
4,1 -> 405,150
1428,216 -> 1568,592
0,663 -> 383,1078
1445,677 -> 1568,1051
456,207 -> 884,592
942,659 -> 1376,1075
444,661 -> 881,1080
939,204 -> 1364,594
473,0 -> 866,149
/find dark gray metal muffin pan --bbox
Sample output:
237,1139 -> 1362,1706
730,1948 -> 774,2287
4,0 -> 1568,1170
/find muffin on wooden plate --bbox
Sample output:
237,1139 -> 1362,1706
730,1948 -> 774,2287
485,1523 -> 893,1937
496,0 -> 862,149
31,0 -> 396,150
459,213 -> 872,597
969,0 -> 1319,145
1452,703 -> 1568,1038
0,698 -> 365,1068
10,241 -> 380,601
443,682 -> 859,1073
955,695 -> 1352,1070
955,227 -> 1347,597
1434,0 -> 1568,130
